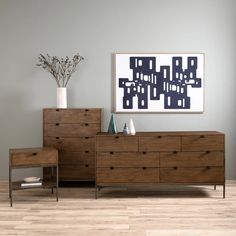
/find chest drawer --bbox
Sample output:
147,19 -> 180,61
44,137 -> 95,151
10,148 -> 58,167
96,136 -> 138,152
160,151 -> 224,167
139,136 -> 181,151
44,108 -> 101,124
182,135 -> 224,151
44,123 -> 100,137
59,151 -> 95,165
97,167 -> 159,183
97,152 -> 159,167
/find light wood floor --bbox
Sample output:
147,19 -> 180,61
0,181 -> 236,236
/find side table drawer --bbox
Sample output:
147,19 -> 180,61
10,148 -> 58,167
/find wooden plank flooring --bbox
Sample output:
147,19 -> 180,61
0,181 -> 236,235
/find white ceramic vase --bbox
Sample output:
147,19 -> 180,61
129,119 -> 136,135
57,87 -> 67,108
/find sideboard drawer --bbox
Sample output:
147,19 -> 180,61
44,123 -> 100,137
96,136 -> 138,152
44,137 -> 95,151
97,152 -> 159,167
10,148 -> 58,167
160,167 -> 224,183
97,167 -> 159,183
182,135 -> 224,151
139,136 -> 181,151
160,151 -> 224,167
44,108 -> 101,124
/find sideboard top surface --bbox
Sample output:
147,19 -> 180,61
96,131 -> 224,136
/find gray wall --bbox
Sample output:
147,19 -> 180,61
0,0 -> 236,180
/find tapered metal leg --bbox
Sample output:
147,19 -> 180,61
223,184 -> 225,199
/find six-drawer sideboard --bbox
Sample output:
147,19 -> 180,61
43,108 -> 101,181
95,131 -> 225,198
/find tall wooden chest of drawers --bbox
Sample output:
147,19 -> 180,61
95,131 -> 225,198
43,108 -> 101,181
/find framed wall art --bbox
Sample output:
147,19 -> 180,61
115,53 -> 204,113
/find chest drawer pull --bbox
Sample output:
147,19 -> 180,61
56,137 -> 60,139
173,151 -> 178,154
115,136 -> 119,139
142,167 -> 146,170
173,167 -> 178,170
200,135 -> 205,138
110,152 -> 114,155
55,123 -> 60,126
85,109 -> 89,112
32,152 -> 37,156
206,151 -> 211,154
206,166 -> 211,170
85,137 -> 89,139
85,123 -> 89,126
157,136 -> 162,139
110,167 -> 114,170
142,152 -> 146,155
85,164 -> 89,167
56,109 -> 59,111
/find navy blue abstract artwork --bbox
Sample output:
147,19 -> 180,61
115,54 -> 204,113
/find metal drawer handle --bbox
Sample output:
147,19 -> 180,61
85,123 -> 89,126
206,151 -> 211,154
110,167 -> 114,170
173,167 -> 178,170
56,137 -> 60,139
55,123 -> 60,126
206,166 -> 211,170
115,136 -> 119,139
200,135 -> 205,138
157,136 -> 162,139
142,167 -> 146,170
32,153 -> 37,156
85,164 -> 89,167
142,152 -> 146,155
173,151 -> 178,154
85,109 -> 89,112
56,109 -> 59,112
110,152 -> 114,155
85,151 -> 89,153
85,137 -> 89,139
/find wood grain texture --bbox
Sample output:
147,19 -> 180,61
0,180 -> 235,236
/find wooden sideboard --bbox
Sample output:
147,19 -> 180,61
95,131 -> 225,198
43,108 -> 101,181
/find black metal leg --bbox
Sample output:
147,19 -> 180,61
95,185 -> 98,199
223,184 -> 225,199
51,187 -> 54,194
214,185 -> 216,190
56,161 -> 59,202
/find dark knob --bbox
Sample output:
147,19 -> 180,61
173,167 -> 178,170
85,151 -> 89,153
142,152 -> 146,155
85,164 -> 89,167
56,109 -> 59,112
32,153 -> 37,156
56,137 -> 60,139
85,109 -> 89,112
173,151 -> 178,154
206,166 -> 211,170
85,123 -> 89,126
85,137 -> 89,139
157,136 -> 162,139
200,135 -> 205,138
110,152 -> 114,155
206,151 -> 211,154
142,167 -> 146,170
110,167 -> 114,170
115,136 -> 119,139
55,123 -> 60,126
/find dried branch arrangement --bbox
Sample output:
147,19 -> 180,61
37,53 -> 84,87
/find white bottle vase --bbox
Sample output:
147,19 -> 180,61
129,119 -> 136,135
57,87 -> 67,108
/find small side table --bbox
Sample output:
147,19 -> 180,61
9,147 -> 58,207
